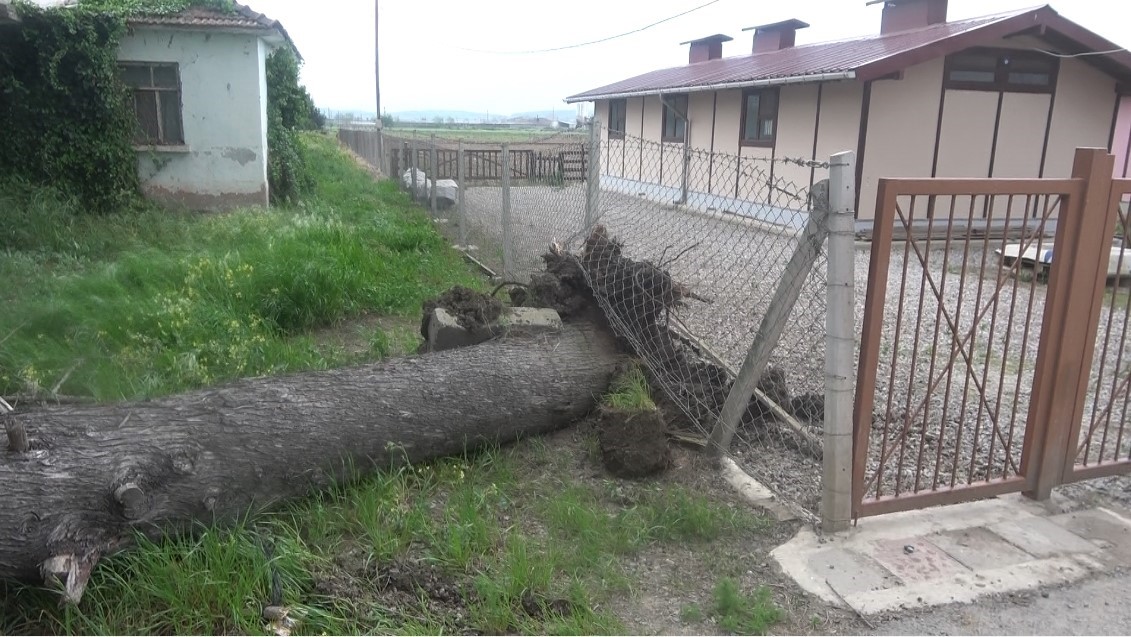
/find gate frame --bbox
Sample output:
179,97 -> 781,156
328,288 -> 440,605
852,147 -> 1124,518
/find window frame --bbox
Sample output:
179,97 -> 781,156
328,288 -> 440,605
660,93 -> 688,143
739,87 -> 779,148
943,47 -> 1060,94
608,98 -> 627,139
119,61 -> 186,147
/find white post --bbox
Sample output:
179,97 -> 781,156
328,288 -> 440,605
708,205 -> 831,459
822,150 -> 857,533
584,118 -> 602,232
501,143 -> 513,279
429,134 -> 438,216
457,139 -> 467,247
410,135 -> 419,201
680,120 -> 691,205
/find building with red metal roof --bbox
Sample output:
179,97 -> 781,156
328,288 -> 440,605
565,0 -> 1131,225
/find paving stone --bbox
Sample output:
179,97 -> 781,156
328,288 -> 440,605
1049,509 -> 1131,566
929,527 -> 1036,570
867,538 -> 970,584
989,515 -> 1099,558
807,547 -> 902,597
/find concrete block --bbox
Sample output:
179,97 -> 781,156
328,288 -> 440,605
497,307 -> 562,335
867,537 -> 970,584
928,527 -> 1034,570
807,547 -> 902,597
989,515 -> 1099,558
1049,509 -> 1131,566
426,308 -> 492,352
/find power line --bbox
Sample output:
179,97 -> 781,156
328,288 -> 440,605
453,0 -> 725,55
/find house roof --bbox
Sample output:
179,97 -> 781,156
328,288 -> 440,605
565,5 -> 1131,102
30,1 -> 299,59
128,2 -> 300,59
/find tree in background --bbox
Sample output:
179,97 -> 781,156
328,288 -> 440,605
265,47 -> 321,204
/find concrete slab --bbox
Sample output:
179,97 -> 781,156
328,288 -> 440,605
808,547 -> 902,596
928,527 -> 1035,570
1049,508 -> 1131,566
497,307 -> 562,335
426,308 -> 492,352
990,516 -> 1100,558
866,538 -> 970,585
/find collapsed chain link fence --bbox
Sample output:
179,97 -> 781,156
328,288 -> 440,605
339,126 -> 834,515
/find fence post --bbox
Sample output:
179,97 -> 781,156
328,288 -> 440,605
680,120 -> 691,205
584,118 -> 602,232
410,135 -> 419,201
429,134 -> 438,217
1022,147 -> 1117,499
708,204 -> 832,459
457,140 -> 467,247
502,143 -> 514,279
822,151 -> 856,533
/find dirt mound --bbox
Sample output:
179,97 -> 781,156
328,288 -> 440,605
420,285 -> 503,337
597,407 -> 671,478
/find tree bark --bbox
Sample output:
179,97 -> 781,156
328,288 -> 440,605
0,323 -> 620,598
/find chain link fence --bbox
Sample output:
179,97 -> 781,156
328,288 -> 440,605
338,125 -> 853,521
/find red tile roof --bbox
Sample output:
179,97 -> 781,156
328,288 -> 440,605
565,5 -> 1131,102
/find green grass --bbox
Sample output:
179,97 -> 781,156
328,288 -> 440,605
708,578 -> 783,635
0,444 -> 767,636
602,364 -> 658,411
0,133 -> 482,400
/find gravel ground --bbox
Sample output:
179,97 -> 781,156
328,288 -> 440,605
432,183 -> 1131,517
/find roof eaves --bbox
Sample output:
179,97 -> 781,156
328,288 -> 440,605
564,70 -> 857,103
853,6 -> 1048,81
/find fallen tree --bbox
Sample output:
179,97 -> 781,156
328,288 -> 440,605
0,322 -> 620,601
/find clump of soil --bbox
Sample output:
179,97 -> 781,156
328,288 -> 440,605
509,243 -> 593,318
420,285 -> 503,337
597,407 -> 671,478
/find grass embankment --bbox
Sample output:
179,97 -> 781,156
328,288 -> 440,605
0,133 -> 480,401
0,139 -> 783,635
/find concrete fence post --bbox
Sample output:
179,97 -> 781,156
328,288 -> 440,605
680,120 -> 691,205
584,118 -> 602,232
822,150 -> 857,533
429,134 -> 438,217
457,139 -> 467,247
410,134 -> 419,201
501,143 -> 514,279
708,203 -> 831,459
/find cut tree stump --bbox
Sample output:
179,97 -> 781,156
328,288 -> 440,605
0,323 -> 621,601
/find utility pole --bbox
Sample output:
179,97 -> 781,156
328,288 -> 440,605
374,0 -> 381,125
374,0 -> 384,173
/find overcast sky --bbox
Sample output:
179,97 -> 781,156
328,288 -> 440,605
236,1 -> 1129,114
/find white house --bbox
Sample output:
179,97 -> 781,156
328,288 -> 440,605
119,3 -> 296,208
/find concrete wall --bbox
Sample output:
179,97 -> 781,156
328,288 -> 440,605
119,27 -> 270,209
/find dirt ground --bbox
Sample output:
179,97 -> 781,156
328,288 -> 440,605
509,422 -> 864,635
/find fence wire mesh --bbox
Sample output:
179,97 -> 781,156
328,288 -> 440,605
339,127 -> 834,514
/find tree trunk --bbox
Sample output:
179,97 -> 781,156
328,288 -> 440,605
0,323 -> 620,599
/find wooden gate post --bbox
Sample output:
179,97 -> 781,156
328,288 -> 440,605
1023,147 -> 1116,499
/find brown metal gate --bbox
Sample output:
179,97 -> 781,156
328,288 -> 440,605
853,148 -> 1131,518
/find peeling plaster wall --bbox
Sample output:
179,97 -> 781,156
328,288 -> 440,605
119,27 -> 270,209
